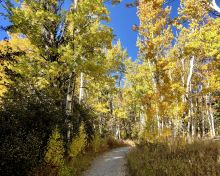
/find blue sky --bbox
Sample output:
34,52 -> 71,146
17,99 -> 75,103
105,1 -> 139,60
106,0 -> 180,60
0,0 -> 219,60
106,0 -> 220,60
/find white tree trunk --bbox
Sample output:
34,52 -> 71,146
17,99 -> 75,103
211,0 -> 220,13
186,56 -> 194,95
79,72 -> 84,104
187,118 -> 191,139
66,71 -> 76,116
65,71 -> 76,142
206,94 -> 216,137
140,106 -> 145,129
186,56 -> 195,139
209,109 -> 215,137
201,96 -> 205,137
202,110 -> 205,137
115,124 -> 121,139
65,0 -> 79,142
206,95 -> 215,137
181,58 -> 185,88
156,111 -> 161,135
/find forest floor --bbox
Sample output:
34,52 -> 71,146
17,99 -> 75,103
83,147 -> 131,176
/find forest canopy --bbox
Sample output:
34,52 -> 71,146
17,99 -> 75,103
0,0 -> 219,176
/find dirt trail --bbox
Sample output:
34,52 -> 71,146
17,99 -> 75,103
83,147 -> 130,176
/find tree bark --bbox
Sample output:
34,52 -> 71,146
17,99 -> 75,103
79,72 -> 84,104
66,71 -> 76,116
65,0 -> 79,142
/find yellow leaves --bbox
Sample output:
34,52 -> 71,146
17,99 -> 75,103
0,41 -> 14,97
44,127 -> 64,167
179,0 -> 210,22
171,83 -> 184,93
0,68 -> 9,97
69,123 -> 87,158
138,0 -> 173,61
160,128 -> 172,138
36,78 -> 50,89
73,0 -> 109,24
114,108 -> 127,119
9,33 -> 36,53
105,41 -> 126,73
93,102 -> 109,113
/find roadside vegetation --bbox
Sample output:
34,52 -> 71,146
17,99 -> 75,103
127,139 -> 220,176
32,127 -> 126,176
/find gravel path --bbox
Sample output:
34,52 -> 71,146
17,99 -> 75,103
83,147 -> 130,176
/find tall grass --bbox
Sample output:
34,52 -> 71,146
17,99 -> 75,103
127,139 -> 220,176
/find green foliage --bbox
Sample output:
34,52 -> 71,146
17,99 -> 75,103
91,132 -> 102,153
44,127 -> 65,167
0,86 -> 67,176
39,127 -> 66,176
59,165 -> 73,176
69,123 -> 87,158
127,140 -> 220,176
0,1 -> 128,176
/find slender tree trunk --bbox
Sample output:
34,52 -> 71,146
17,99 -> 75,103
74,0 -> 78,9
115,124 -> 121,139
207,109 -> 213,137
66,71 -> 76,115
140,106 -> 145,130
202,110 -> 205,137
186,56 -> 195,140
66,0 -> 79,115
99,115 -> 102,135
201,96 -> 205,137
156,111 -> 161,135
187,118 -> 191,139
186,56 -> 194,95
206,91 -> 216,138
172,118 -> 177,138
65,71 -> 76,142
180,58 -> 186,137
191,118 -> 195,137
178,118 -> 183,136
208,96 -> 215,137
65,0 -> 79,142
209,109 -> 215,137
209,95 -> 215,137
79,72 -> 84,104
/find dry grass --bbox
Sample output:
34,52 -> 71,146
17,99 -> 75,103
127,139 -> 220,176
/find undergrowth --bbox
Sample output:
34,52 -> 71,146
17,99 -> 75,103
32,128 -> 127,176
127,139 -> 220,176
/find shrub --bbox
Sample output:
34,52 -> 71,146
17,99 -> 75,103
91,132 -> 102,153
0,93 -> 66,176
69,123 -> 87,158
40,127 -> 65,176
106,136 -> 126,148
44,127 -> 65,167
